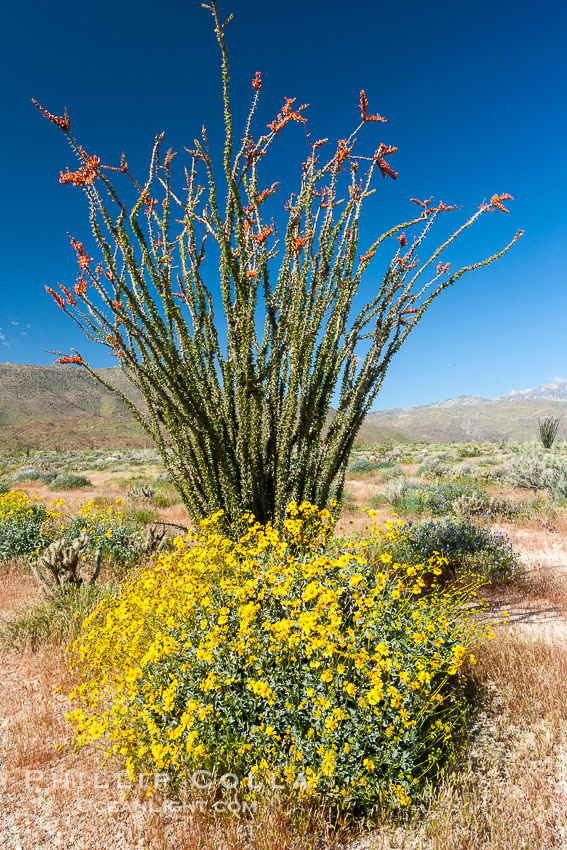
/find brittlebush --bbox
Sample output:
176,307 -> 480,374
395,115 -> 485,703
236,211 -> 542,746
67,503 -> 487,812
0,490 -> 62,560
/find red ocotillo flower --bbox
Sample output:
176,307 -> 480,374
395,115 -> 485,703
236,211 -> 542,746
490,193 -> 514,213
54,353 -> 84,365
46,287 -> 65,309
334,139 -> 352,170
375,157 -> 398,180
69,235 -> 93,271
410,196 -> 434,210
359,247 -> 376,263
254,225 -> 273,245
257,183 -> 280,204
359,91 -> 386,123
59,286 -> 76,306
397,233 -> 407,248
397,254 -> 419,270
268,98 -> 308,135
410,196 -> 452,216
252,71 -> 262,91
374,143 -> 398,179
32,99 -> 70,131
60,148 -> 100,187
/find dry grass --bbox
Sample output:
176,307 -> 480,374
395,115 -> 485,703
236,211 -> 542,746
495,523 -> 567,576
0,645 -> 355,849
0,562 -> 39,614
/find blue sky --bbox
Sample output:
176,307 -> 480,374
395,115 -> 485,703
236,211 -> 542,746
1,0 -> 565,409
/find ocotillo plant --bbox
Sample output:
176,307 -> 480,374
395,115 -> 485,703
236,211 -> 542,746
35,2 -> 522,526
539,416 -> 562,449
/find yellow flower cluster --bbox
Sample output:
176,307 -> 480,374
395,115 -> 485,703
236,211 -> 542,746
0,489 -> 64,559
67,501 -> 485,811
70,497 -> 126,537
0,489 -> 63,522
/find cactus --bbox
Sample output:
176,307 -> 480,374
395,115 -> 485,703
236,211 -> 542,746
32,530 -> 102,594
451,493 -> 489,518
128,484 -> 156,502
138,523 -> 168,555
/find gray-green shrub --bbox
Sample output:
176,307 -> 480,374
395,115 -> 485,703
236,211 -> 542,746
387,517 -> 518,583
48,472 -> 93,490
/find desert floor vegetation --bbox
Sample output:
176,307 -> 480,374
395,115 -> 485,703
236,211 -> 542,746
1,441 -> 567,848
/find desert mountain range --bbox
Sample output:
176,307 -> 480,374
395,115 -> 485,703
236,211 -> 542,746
0,363 -> 565,449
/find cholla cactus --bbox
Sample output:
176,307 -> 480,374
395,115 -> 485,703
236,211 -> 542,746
138,523 -> 168,555
127,484 -> 156,502
451,492 -> 489,518
33,530 -> 102,593
35,1 -> 522,526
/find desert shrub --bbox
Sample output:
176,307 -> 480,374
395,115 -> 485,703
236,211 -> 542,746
0,490 -> 60,561
153,486 -> 182,509
450,492 -> 491,519
517,497 -> 559,527
451,493 -> 533,523
447,462 -> 474,479
377,465 -> 406,484
127,507 -> 159,525
387,517 -> 518,584
380,481 -> 490,517
486,464 -> 508,481
370,442 -> 395,456
466,464 -> 507,484
63,498 -> 149,568
10,468 -> 43,482
49,472 -> 92,490
416,457 -> 451,479
507,451 -> 567,501
375,476 -> 423,507
0,479 -> 11,494
458,446 -> 481,458
348,457 -> 393,474
337,490 -> 358,511
3,582 -> 115,649
127,484 -> 156,502
108,473 -> 150,488
423,483 -> 491,516
67,503 -> 487,815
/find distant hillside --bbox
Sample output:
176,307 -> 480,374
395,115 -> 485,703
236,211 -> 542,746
0,364 -> 566,448
357,381 -> 567,444
0,363 -> 149,449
